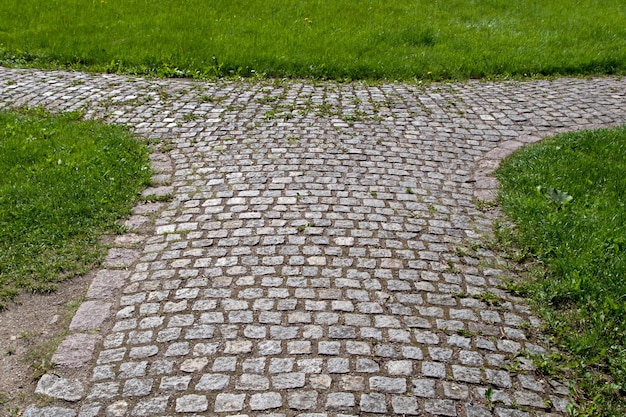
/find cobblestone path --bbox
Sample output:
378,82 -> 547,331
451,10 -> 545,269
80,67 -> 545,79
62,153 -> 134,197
2,67 -> 625,417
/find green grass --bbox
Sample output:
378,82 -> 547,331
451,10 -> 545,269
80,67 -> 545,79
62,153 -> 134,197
0,108 -> 151,308
496,126 -> 626,416
0,0 -> 624,81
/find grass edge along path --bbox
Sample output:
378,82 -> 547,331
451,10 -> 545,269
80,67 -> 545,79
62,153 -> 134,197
496,126 -> 626,416
0,107 -> 152,309
0,0 -> 625,82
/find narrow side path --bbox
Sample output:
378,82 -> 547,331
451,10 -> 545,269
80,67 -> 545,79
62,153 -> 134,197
1,67 -> 625,417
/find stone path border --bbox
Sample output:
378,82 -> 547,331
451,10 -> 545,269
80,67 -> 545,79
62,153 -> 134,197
1,67 -> 625,417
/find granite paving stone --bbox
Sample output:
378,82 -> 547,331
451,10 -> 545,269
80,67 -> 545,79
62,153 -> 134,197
4,67 -> 624,416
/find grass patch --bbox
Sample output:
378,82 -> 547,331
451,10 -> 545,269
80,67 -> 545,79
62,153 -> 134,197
0,107 -> 151,308
496,126 -> 626,415
0,0 -> 624,81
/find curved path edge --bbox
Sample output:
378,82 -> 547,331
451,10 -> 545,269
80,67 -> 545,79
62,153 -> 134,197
1,67 -> 625,417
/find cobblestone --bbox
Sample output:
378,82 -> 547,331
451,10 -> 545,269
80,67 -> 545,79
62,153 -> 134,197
250,392 -> 282,410
175,394 -> 208,413
287,391 -> 318,410
5,67 -> 625,416
35,374 -> 84,402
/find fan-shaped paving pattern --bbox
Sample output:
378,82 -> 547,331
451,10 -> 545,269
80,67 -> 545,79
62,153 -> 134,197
1,67 -> 625,417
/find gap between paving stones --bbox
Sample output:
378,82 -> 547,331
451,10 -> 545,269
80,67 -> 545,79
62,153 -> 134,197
0,67 -> 624,417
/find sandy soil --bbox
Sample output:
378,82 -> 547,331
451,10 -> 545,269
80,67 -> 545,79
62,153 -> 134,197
0,272 -> 93,417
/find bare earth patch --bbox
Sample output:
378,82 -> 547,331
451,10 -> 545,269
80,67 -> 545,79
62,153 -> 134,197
0,272 -> 93,416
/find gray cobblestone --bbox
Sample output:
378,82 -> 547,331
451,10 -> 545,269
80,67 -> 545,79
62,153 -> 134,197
356,358 -> 380,373
103,401 -> 125,417
272,372 -> 306,389
452,365 -> 483,383
131,396 -> 168,416
425,399 -> 458,416
340,375 -> 364,391
250,392 -> 283,410
360,392 -> 387,414
236,374 -> 270,390
422,362 -> 447,378
392,396 -> 419,415
288,391 -> 318,410
298,358 -> 323,373
6,70 -> 612,417
23,406 -> 77,417
129,345 -> 158,359
214,393 -> 246,412
122,378 -> 153,397
318,341 -> 341,355
326,392 -> 355,410
328,358 -> 350,373
443,381 -> 470,399
514,390 -> 549,408
92,365 -> 115,381
87,382 -> 119,400
180,357 -> 209,372
412,378 -> 436,397
212,356 -> 237,372
176,394 -> 208,412
259,340 -> 283,355
196,373 -> 229,390
486,369 -> 513,388
159,375 -> 191,391
369,376 -> 407,393
119,362 -> 148,379
35,374 -> 84,402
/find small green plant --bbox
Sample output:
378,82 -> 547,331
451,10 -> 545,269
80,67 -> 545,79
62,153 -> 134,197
531,353 -> 561,376
472,291 -> 501,306
140,193 -> 173,203
456,328 -> 476,338
370,191 -> 377,197
340,114 -> 361,125
536,186 -> 573,208
264,110 -> 279,120
199,94 -> 220,103
257,95 -> 279,104
158,89 -> 171,101
484,387 -> 495,411
444,259 -> 461,274
159,143 -> 175,152
315,104 -> 339,117
64,297 -> 85,322
182,113 -> 199,122
0,392 -> 10,405
296,223 -> 313,232
501,359 -> 522,374
454,246 -> 468,257
474,198 -> 498,211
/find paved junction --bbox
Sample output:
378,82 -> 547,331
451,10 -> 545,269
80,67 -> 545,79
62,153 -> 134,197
1,67 -> 625,416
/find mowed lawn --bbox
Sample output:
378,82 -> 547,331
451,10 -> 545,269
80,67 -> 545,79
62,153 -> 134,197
497,127 -> 626,416
0,0 -> 624,80
0,108 -> 151,308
